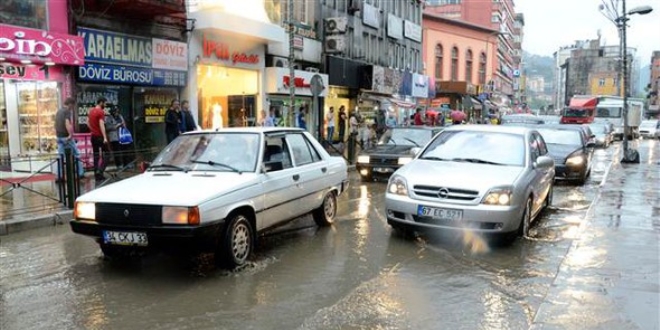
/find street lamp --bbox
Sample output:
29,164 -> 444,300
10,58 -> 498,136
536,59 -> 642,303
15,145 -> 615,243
599,0 -> 653,163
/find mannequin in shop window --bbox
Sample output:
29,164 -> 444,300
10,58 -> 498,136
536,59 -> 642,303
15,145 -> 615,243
210,103 -> 223,129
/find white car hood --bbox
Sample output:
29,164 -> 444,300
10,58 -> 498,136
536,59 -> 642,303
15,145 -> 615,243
77,172 -> 259,206
398,160 -> 524,193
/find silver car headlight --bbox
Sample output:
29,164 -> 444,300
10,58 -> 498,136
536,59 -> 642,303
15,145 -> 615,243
162,206 -> 200,225
357,155 -> 370,164
388,175 -> 409,196
74,201 -> 96,220
481,188 -> 512,206
398,157 -> 413,165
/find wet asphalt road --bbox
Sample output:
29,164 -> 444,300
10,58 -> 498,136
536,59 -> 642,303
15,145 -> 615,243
0,144 -> 618,330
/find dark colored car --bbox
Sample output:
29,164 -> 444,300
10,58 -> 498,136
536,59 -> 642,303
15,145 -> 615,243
356,126 -> 443,181
535,124 -> 595,184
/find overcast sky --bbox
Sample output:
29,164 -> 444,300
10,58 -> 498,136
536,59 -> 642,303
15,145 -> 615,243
515,0 -> 660,64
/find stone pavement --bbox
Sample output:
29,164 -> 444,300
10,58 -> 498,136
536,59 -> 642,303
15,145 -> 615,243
532,139 -> 660,330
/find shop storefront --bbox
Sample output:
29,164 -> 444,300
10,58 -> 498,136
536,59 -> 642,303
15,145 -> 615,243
188,32 -> 264,129
264,67 -> 328,135
0,23 -> 84,171
76,27 -> 188,150
357,65 -> 404,131
324,56 -> 361,141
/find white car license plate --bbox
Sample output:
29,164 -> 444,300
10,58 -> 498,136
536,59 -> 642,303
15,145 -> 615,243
417,205 -> 463,221
103,231 -> 148,246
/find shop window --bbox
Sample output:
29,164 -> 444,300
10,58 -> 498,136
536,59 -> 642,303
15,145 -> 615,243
0,0 -> 48,30
197,65 -> 259,129
451,47 -> 459,81
435,44 -> 443,80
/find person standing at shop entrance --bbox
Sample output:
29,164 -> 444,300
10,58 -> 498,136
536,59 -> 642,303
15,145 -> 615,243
326,106 -> 335,143
55,97 -> 85,181
338,105 -> 347,142
88,97 -> 109,181
165,100 -> 181,143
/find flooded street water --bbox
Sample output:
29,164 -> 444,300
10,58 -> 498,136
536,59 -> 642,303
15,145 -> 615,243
0,145 -> 619,330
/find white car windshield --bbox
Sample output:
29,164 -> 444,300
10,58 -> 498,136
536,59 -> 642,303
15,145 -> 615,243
640,121 -> 658,128
537,129 -> 582,146
379,128 -> 436,147
420,130 -> 525,166
151,133 -> 261,173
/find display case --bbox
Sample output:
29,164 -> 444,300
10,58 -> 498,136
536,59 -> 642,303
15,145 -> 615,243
17,82 -> 59,155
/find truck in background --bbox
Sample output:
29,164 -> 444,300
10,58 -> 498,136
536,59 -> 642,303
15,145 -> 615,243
560,96 -> 598,124
594,97 -> 644,140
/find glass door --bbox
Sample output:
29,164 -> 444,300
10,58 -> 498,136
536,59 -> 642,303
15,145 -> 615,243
16,81 -> 60,154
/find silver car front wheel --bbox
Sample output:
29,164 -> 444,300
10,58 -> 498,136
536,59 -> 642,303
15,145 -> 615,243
519,198 -> 532,238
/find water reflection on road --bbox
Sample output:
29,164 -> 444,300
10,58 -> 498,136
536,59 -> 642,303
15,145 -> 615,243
0,144 -> 619,330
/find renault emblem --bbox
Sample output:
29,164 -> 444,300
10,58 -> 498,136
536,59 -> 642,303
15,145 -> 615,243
124,209 -> 130,217
437,188 -> 450,199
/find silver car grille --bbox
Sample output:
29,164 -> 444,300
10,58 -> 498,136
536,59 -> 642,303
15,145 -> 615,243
413,185 -> 479,201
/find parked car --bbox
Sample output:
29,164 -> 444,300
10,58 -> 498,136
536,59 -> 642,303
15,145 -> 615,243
385,125 -> 555,242
535,124 -> 595,184
588,122 -> 614,147
500,114 -> 546,126
70,128 -> 349,268
639,120 -> 660,139
356,126 -> 443,181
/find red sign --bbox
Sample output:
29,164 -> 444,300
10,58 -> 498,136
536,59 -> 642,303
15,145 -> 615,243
283,76 -> 311,88
202,33 -> 259,65
0,24 -> 85,66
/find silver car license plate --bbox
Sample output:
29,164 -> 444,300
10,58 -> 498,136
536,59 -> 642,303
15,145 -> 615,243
103,231 -> 148,246
417,205 -> 463,221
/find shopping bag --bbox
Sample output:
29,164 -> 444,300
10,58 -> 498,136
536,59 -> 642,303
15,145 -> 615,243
118,127 -> 133,145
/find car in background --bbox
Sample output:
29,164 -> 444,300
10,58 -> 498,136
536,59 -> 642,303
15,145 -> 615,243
501,114 -> 545,126
356,126 -> 443,181
588,122 -> 614,147
385,125 -> 555,242
70,128 -> 349,269
639,120 -> 660,139
535,124 -> 595,184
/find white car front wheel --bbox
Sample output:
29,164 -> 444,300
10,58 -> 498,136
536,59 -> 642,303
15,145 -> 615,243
218,214 -> 254,269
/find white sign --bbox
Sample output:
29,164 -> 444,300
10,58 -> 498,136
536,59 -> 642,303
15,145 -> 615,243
387,14 -> 403,40
411,73 -> 429,98
152,38 -> 188,71
404,20 -> 422,42
265,67 -> 329,97
363,3 -> 380,29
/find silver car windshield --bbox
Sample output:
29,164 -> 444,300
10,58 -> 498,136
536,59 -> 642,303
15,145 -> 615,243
421,131 -> 525,166
536,129 -> 582,146
379,128 -> 435,147
152,133 -> 260,172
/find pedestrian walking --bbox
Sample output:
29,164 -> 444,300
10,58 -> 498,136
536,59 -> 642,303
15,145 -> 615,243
104,106 -> 127,168
326,106 -> 335,143
54,97 -> 84,180
165,100 -> 181,143
88,97 -> 110,181
180,100 -> 197,132
297,106 -> 307,130
265,107 -> 276,127
337,105 -> 347,142
413,108 -> 424,126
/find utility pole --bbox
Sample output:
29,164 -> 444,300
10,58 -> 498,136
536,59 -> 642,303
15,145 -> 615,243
287,0 -> 296,127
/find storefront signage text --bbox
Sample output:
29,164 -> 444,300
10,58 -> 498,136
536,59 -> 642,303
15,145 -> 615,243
153,38 -> 188,71
202,34 -> 260,65
285,23 -> 317,39
79,28 -> 152,67
283,76 -> 311,88
143,92 -> 176,123
78,63 -> 186,87
0,24 -> 85,66
0,63 -> 27,77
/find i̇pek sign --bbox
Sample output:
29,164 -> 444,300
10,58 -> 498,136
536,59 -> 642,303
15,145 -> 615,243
201,33 -> 262,67
0,24 -> 85,65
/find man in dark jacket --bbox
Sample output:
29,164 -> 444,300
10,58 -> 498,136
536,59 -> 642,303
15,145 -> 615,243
181,100 -> 197,132
164,100 -> 181,143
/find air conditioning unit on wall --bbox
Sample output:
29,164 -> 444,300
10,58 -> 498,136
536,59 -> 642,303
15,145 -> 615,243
325,35 -> 346,54
269,56 -> 289,68
325,17 -> 348,34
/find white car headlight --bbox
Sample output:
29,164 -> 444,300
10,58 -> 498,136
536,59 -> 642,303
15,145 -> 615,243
162,206 -> 200,225
481,188 -> 512,206
388,175 -> 409,196
74,201 -> 95,220
357,155 -> 370,164
398,157 -> 413,165
566,155 -> 584,166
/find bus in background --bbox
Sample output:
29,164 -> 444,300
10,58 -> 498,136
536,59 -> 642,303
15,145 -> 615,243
594,97 -> 644,140
560,95 -> 599,124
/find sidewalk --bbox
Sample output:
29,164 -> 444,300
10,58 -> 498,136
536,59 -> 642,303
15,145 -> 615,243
532,140 -> 660,329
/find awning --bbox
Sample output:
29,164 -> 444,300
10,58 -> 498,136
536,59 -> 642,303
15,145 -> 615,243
462,96 -> 482,110
390,98 -> 417,108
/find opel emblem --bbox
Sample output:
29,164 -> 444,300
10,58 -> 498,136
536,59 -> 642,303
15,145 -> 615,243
124,209 -> 130,217
437,188 -> 450,199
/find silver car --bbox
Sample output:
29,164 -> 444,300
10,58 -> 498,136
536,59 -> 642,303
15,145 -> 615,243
385,125 -> 555,242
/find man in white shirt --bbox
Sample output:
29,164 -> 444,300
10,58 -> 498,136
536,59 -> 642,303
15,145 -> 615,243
326,106 -> 335,143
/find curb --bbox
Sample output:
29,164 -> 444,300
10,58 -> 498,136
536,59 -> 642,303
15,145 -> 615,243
0,210 -> 73,236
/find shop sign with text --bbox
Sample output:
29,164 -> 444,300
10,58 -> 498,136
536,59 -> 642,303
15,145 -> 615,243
202,33 -> 261,66
265,67 -> 328,97
77,63 -> 186,87
0,63 -> 64,80
285,23 -> 317,39
152,38 -> 188,71
0,24 -> 85,65
411,73 -> 429,98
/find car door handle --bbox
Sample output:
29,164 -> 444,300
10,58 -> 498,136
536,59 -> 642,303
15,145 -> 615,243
321,167 -> 327,173
292,174 -> 300,181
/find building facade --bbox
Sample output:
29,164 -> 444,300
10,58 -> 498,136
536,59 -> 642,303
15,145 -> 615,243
649,51 -> 660,118
0,0 -> 85,171
422,12 -> 497,120
426,0 -> 521,109
71,0 -> 188,151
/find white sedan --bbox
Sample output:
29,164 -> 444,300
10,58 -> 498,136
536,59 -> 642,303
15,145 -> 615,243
386,125 -> 555,243
71,128 -> 349,268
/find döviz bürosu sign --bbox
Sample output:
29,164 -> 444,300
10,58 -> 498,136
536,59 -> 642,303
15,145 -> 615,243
76,27 -> 187,86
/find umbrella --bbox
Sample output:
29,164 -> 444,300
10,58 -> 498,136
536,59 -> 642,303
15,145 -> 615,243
450,109 -> 466,122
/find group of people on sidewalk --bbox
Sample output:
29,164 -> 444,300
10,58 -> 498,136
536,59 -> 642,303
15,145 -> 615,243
164,99 -> 198,144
